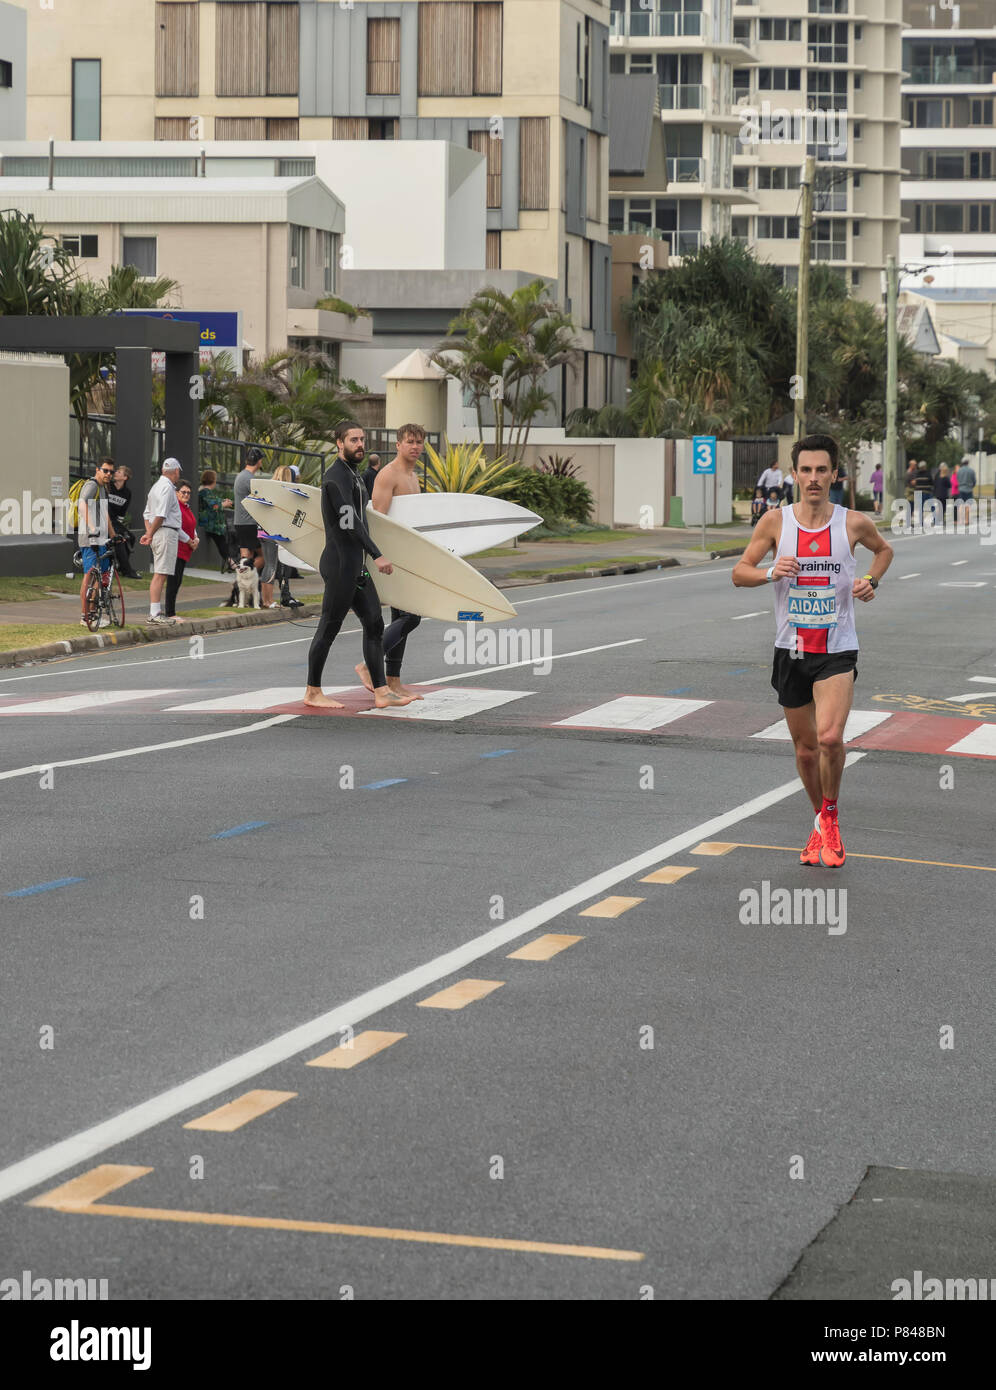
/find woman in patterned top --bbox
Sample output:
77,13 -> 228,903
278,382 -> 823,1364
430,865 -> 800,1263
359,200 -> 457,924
198,468 -> 235,572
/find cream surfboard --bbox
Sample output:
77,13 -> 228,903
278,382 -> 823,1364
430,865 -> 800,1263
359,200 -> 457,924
242,479 -> 516,623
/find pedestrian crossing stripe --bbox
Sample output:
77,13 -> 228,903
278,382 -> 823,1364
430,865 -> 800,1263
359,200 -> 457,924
0,687 -> 994,758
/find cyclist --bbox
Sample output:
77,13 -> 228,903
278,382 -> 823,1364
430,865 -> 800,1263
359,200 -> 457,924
77,459 -> 117,627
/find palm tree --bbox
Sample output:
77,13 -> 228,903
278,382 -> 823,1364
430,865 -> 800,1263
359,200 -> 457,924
0,209 -> 77,315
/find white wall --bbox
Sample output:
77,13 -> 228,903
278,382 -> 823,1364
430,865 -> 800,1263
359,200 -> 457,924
613,439 -> 667,527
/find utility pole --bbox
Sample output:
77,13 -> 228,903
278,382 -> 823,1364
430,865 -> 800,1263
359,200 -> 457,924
794,156 -> 816,451
885,255 -> 899,517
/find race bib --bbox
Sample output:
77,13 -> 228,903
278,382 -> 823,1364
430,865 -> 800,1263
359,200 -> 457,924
788,584 -> 837,628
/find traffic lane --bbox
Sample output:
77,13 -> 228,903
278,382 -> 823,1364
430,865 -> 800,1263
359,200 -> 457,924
0,733 -> 784,1167
8,757 -> 993,1298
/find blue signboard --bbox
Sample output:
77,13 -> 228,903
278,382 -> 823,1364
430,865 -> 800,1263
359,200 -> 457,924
692,436 -> 717,475
120,309 -> 240,348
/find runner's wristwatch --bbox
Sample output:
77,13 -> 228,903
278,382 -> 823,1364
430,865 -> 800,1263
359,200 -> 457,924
862,573 -> 879,590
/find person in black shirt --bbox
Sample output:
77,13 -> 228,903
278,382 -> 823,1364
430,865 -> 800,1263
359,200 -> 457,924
106,461 -> 141,577
303,423 -> 414,710
361,453 -> 383,501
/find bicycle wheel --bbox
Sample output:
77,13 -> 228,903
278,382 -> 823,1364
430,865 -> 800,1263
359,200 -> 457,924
83,570 -> 102,632
107,568 -> 126,628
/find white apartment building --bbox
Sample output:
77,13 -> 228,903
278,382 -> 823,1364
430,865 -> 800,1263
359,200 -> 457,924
899,0 -> 996,288
608,0 -> 903,301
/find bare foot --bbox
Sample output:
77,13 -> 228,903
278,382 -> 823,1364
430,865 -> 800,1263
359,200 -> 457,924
373,687 -> 415,709
387,678 -> 423,701
354,662 -> 374,692
303,687 -> 345,709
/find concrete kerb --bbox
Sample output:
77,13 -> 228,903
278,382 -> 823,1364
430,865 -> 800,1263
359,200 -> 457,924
0,603 -> 323,669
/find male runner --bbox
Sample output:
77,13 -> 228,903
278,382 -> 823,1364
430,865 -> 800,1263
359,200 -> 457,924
303,421 -> 414,710
732,434 -> 893,867
356,423 -> 426,700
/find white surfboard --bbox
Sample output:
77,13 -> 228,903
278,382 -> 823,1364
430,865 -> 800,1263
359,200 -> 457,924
242,479 -> 516,624
388,493 -> 541,556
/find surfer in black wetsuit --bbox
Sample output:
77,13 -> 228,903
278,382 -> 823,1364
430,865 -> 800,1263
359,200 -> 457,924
303,421 -> 414,709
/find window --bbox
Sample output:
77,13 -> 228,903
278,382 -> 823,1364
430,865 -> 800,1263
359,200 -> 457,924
732,216 -> 751,238
267,1 -> 299,95
851,270 -> 860,287
290,225 -> 307,288
216,2 -> 298,97
470,129 -> 502,208
757,216 -> 800,238
608,198 -> 623,233
72,59 -> 101,140
759,166 -> 802,190
0,59 -> 12,88
852,172 -> 861,187
808,0 -> 848,13
853,121 -> 862,137
319,230 -> 337,294
368,118 -> 398,140
854,26 -> 862,41
418,2 -> 502,97
807,71 -> 847,110
61,234 -> 99,258
215,116 -> 299,139
970,99 -> 993,126
808,21 -> 847,64
367,18 -> 400,95
629,53 -> 653,74
813,218 -> 847,258
759,19 -> 801,41
853,73 -> 861,90
519,117 -> 550,211
156,3 -> 198,98
732,166 -> 751,190
485,230 -> 501,269
733,20 -> 751,44
852,220 -> 861,236
609,54 -> 624,74
758,68 -> 801,91
122,237 -> 156,276
155,116 -> 194,140
969,151 -> 993,179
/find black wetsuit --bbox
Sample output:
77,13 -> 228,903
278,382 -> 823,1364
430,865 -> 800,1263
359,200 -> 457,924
306,458 -> 386,688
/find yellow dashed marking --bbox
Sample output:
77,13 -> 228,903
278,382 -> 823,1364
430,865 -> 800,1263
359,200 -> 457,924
507,933 -> 583,961
639,866 -> 698,884
732,844 -> 996,872
182,1089 -> 296,1132
29,1165 -> 152,1212
691,841 -> 738,856
579,896 -> 644,918
417,979 -> 504,1010
307,1030 -> 407,1069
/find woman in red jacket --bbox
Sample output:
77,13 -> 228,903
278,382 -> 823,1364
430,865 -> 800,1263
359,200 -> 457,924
164,478 -> 200,619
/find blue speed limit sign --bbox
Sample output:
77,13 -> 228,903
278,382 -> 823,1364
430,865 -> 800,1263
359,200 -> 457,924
692,436 -> 717,474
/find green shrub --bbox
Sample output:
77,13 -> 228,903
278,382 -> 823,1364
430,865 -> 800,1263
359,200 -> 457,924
504,467 -> 594,525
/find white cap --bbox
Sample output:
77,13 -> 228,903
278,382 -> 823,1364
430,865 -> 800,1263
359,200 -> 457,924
161,457 -> 181,473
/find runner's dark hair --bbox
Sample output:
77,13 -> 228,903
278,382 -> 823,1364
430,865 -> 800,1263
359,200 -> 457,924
791,434 -> 838,470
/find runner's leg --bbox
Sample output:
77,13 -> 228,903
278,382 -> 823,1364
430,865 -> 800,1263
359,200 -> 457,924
812,671 -> 854,802
783,703 -> 821,812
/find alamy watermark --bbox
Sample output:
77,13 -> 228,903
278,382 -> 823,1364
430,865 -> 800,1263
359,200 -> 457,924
1,1269 -> 109,1300
739,881 -> 847,936
443,624 -> 553,675
738,103 -> 847,158
890,497 -> 994,545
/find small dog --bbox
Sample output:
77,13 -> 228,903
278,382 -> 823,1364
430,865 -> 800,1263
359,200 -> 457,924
234,557 -> 261,609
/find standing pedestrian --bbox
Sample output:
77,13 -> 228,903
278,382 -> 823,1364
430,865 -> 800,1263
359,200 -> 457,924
105,462 -> 141,577
271,465 -> 303,608
362,453 -> 384,501
932,462 -> 951,518
164,478 -> 199,618
955,455 -> 977,523
76,458 -> 117,627
781,468 -> 796,506
232,447 -> 267,600
869,462 -> 883,514
198,469 -> 235,572
139,458 -> 183,625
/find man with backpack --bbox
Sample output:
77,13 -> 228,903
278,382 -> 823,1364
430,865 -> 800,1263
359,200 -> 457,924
74,459 -> 117,627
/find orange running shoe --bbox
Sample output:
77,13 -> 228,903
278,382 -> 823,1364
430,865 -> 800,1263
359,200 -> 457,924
819,813 -> 845,868
800,816 -> 822,866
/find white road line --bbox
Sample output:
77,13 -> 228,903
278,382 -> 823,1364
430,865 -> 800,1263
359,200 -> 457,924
0,714 -> 297,783
731,611 -> 769,620
513,565 -> 736,607
753,710 -> 891,743
415,637 -> 644,687
899,573 -> 920,580
939,582 -> 987,588
168,686 -> 350,712
360,688 -> 532,721
0,754 -> 865,1206
554,696 -> 710,731
968,676 -> 996,684
0,689 -> 185,716
951,560 -> 969,566
944,693 -> 996,705
945,724 -> 996,757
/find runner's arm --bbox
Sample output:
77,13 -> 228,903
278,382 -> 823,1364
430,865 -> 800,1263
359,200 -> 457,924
850,513 -> 893,601
732,513 -> 798,587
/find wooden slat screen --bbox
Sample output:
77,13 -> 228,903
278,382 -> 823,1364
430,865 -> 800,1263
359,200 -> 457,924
156,3 -> 199,98
519,116 -> 549,209
155,116 -> 194,141
267,116 -> 300,139
216,2 -> 267,97
267,1 -> 299,96
469,130 -> 502,208
485,230 -> 501,269
367,17 -> 400,95
215,116 -> 267,140
473,3 -> 502,96
330,117 -> 369,139
419,2 -> 473,97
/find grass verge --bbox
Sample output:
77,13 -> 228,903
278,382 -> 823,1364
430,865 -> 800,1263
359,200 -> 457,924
0,572 -> 214,603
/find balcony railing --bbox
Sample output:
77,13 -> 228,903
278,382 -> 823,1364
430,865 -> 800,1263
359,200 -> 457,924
907,64 -> 996,85
814,243 -> 847,260
663,229 -> 704,255
666,156 -> 705,182
659,83 -> 705,111
733,86 -> 751,104
609,223 -> 669,240
610,11 -> 709,41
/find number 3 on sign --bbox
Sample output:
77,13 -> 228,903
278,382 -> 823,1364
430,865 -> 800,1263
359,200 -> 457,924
692,436 -> 716,475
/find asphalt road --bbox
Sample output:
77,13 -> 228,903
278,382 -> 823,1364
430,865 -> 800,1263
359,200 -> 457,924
1,526 -> 994,1301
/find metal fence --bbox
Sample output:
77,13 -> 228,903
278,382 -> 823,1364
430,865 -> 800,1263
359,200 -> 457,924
732,435 -> 779,494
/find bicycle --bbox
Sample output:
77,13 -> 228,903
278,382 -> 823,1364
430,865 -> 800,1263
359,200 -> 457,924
77,543 -> 126,632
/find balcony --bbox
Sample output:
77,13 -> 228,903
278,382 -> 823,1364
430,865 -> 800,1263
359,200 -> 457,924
907,65 -> 996,86
659,83 -> 705,111
813,244 -> 848,261
665,156 -> 705,183
610,223 -> 669,240
664,229 -> 704,255
610,11 -> 709,41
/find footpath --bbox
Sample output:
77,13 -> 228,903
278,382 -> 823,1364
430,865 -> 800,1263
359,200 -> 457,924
0,523 -> 757,668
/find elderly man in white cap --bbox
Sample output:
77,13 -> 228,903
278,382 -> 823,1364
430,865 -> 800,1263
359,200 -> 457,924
140,457 -> 186,624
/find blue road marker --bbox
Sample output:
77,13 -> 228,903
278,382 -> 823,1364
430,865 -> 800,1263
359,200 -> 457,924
727,668 -> 751,675
361,778 -> 409,790
479,750 -> 516,759
664,687 -> 693,695
6,877 -> 85,898
212,822 -> 271,839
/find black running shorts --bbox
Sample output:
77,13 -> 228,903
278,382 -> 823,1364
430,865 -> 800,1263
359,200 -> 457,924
771,647 -> 858,708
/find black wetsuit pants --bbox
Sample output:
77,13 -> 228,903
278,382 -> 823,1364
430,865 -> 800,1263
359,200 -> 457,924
383,608 -> 421,679
307,553 -> 385,689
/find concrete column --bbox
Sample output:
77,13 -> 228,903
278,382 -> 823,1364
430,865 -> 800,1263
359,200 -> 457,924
115,349 -> 154,490
165,351 -> 200,475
